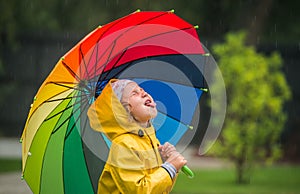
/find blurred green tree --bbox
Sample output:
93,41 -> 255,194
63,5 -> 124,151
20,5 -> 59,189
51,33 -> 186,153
209,31 -> 291,184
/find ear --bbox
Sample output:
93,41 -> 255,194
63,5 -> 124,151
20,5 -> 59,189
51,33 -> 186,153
127,104 -> 133,113
121,101 -> 132,113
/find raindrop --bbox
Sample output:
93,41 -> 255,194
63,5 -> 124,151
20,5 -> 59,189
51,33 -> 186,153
256,36 -> 260,45
65,32 -> 70,39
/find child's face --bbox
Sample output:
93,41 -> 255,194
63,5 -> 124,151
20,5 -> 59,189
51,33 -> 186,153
121,82 -> 157,124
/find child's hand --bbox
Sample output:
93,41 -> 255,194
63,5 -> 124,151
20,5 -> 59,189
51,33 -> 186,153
166,151 -> 187,172
159,142 -> 187,172
158,142 -> 176,161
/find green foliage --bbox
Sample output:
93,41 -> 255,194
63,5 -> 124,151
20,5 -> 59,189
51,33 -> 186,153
209,31 -> 291,183
172,165 -> 300,193
0,159 -> 21,173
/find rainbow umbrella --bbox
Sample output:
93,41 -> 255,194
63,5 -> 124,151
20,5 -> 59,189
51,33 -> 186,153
21,10 -> 210,193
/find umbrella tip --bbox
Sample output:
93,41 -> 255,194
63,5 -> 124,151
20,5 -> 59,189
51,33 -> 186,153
21,175 -> 24,180
135,9 -> 141,13
19,138 -> 23,143
169,9 -> 175,13
61,57 -> 65,61
98,25 -> 102,28
188,125 -> 194,130
203,53 -> 210,57
194,25 -> 199,29
200,88 -> 209,92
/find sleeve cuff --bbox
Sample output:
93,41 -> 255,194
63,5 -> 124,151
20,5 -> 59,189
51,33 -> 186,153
161,162 -> 177,179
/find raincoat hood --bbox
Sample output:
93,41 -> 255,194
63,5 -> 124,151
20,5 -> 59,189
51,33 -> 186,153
87,79 -> 175,193
87,79 -> 155,141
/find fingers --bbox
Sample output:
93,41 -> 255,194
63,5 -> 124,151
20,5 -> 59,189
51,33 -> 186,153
159,142 -> 177,159
164,145 -> 176,157
166,151 -> 187,171
159,142 -> 187,171
161,142 -> 176,152
167,152 -> 185,163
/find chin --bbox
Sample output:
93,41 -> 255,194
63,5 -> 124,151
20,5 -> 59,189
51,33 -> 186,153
149,109 -> 157,119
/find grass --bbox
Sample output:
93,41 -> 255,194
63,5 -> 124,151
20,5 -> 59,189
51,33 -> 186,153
0,159 -> 22,173
1,159 -> 299,194
172,165 -> 300,194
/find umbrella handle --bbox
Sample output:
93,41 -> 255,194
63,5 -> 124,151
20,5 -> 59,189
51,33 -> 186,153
181,165 -> 194,178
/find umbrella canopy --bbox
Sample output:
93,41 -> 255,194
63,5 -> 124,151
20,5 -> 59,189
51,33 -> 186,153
21,10 -> 209,193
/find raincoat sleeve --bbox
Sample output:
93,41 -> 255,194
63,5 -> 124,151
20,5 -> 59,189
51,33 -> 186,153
103,136 -> 176,194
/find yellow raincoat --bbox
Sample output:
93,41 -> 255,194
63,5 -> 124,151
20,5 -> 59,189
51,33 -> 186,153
88,79 -> 176,194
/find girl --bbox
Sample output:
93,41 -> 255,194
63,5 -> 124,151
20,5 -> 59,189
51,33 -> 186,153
88,79 -> 187,193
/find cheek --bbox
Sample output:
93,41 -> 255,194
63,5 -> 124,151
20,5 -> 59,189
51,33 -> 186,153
131,105 -> 146,115
130,104 -> 149,119
128,98 -> 140,111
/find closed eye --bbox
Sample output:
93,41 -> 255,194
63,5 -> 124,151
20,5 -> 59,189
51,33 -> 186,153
130,87 -> 144,97
130,90 -> 139,96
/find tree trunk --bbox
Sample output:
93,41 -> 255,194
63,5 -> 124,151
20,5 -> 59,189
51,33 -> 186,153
235,147 -> 251,184
236,159 -> 250,184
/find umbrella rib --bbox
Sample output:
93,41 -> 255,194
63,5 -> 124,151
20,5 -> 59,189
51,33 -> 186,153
95,26 -> 195,83
97,11 -> 168,44
62,60 -> 82,82
80,15 -> 130,84
100,49 -> 128,81
64,100 -> 89,139
51,98 -> 88,135
47,81 -> 76,85
156,109 -> 192,128
44,93 -> 87,103
47,82 -> 75,90
120,74 -> 204,89
79,45 -> 91,80
94,12 -> 169,82
102,54 -> 205,90
45,96 -> 86,123
97,40 -> 117,69
48,81 -> 88,93
91,38 -> 100,92
82,38 -> 116,86
79,110 -> 90,139
89,42 -> 118,88
51,111 -> 74,135
95,41 -> 118,79
124,26 -> 195,52
76,110 -> 96,189
90,12 -> 182,87
140,26 -> 194,44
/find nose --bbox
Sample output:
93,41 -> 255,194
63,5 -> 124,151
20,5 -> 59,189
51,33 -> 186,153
140,88 -> 148,97
141,91 -> 148,97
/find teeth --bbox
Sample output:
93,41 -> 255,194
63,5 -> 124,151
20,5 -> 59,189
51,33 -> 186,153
145,100 -> 151,106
